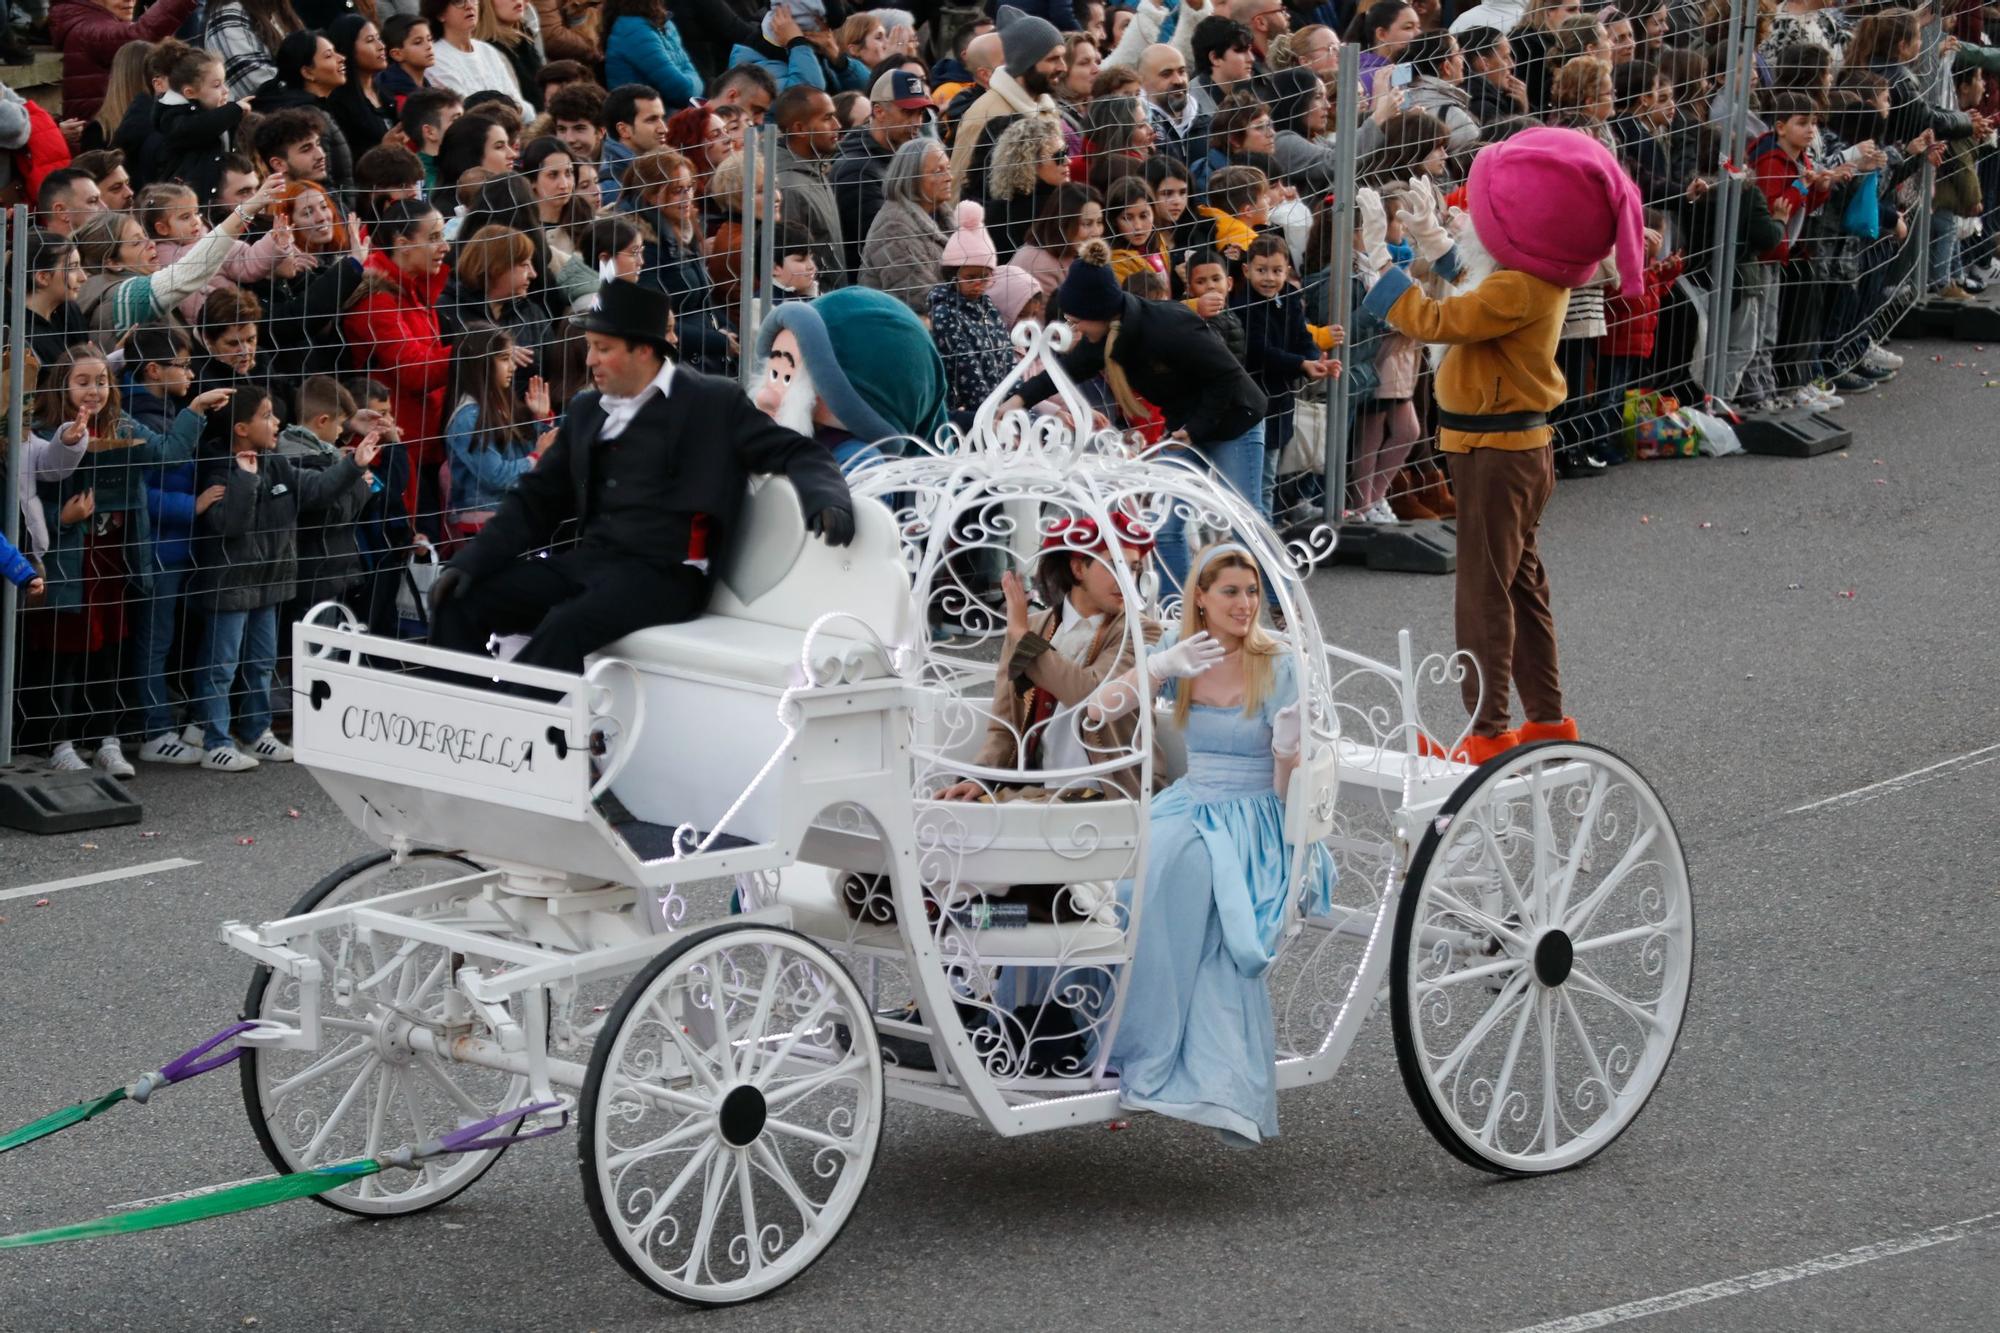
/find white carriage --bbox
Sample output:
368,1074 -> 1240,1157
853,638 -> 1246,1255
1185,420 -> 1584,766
222,326 -> 1694,1306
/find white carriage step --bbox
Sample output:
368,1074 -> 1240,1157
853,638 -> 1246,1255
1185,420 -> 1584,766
772,868 -> 1128,963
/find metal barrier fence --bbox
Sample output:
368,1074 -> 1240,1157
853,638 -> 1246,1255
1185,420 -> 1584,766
0,0 -> 1968,774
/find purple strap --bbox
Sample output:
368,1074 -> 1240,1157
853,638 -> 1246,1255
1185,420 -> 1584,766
424,1101 -> 568,1159
159,1022 -> 261,1083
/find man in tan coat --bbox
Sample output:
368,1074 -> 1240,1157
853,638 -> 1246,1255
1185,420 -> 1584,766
949,5 -> 1069,190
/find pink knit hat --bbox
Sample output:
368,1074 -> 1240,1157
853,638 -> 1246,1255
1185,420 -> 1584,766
1467,127 -> 1644,296
988,264 -> 1040,324
941,200 -> 999,270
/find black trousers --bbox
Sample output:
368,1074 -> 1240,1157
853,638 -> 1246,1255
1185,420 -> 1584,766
429,555 -> 710,675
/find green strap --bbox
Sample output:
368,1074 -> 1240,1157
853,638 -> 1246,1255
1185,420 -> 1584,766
0,1160 -> 381,1250
0,1088 -> 127,1156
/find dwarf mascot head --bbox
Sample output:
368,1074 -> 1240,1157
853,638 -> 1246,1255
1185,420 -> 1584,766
1462,126 -> 1645,297
753,287 -> 949,447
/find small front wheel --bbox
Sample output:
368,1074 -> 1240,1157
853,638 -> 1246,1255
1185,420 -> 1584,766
582,924 -> 883,1307
1391,742 -> 1693,1175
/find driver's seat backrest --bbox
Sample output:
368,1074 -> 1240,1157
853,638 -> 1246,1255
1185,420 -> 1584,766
708,476 -> 912,649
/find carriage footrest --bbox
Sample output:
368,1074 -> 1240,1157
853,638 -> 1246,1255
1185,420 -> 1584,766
607,816 -> 757,863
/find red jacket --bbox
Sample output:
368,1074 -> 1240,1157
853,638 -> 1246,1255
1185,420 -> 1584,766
48,0 -> 198,122
22,100 -> 74,205
1600,253 -> 1685,360
1750,133 -> 1829,263
343,250 -> 451,489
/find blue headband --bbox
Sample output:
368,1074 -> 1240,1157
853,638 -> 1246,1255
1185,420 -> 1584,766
1189,542 -> 1255,586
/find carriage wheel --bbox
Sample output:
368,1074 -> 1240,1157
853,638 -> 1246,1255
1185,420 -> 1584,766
240,850 -> 530,1216
581,923 -> 882,1307
1390,742 -> 1693,1176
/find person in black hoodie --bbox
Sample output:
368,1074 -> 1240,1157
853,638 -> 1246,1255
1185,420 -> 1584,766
1230,233 -> 1338,520
150,50 -> 253,192
1459,26 -> 1525,128
254,31 -> 359,195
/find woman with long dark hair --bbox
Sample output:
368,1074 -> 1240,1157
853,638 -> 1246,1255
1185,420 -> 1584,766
255,30 -> 359,190
325,15 -> 400,154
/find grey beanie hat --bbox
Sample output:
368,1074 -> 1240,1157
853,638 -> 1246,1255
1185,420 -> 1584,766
998,4 -> 1063,79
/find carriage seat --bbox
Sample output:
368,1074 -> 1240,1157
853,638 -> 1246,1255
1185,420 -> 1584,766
594,478 -> 911,688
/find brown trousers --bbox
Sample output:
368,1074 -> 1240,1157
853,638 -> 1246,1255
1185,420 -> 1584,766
1447,447 -> 1563,736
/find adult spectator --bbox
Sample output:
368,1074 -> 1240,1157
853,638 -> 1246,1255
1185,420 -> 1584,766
950,5 -> 1066,187
326,15 -> 402,154
425,0 -> 533,116
1139,43 -> 1206,164
1401,30 -> 1483,177
84,40 -> 157,157
344,196 -> 454,519
1448,0 -> 1523,38
599,83 -> 669,208
705,145 -> 776,310
70,149 -> 133,212
1503,0 -> 1575,114
254,109 -> 335,194
931,20 -> 993,108
604,0 -> 701,109
1347,1 -> 1421,101
943,30 -> 1004,137
264,180 -> 368,379
442,224 -> 558,359
1262,66 -> 1338,194
1460,25 -> 1527,123
549,81 -> 608,173
833,70 -> 933,273
1228,0 -> 1289,71
1188,15 -> 1256,118
50,0 -> 197,122
728,0 -> 866,94
477,0 -> 546,102
861,136 -> 957,313
436,112 -> 516,209
706,64 -> 779,125
772,85 -> 849,286
36,166 -> 103,237
841,11 -> 896,71
71,168 -> 288,336
1077,93 -> 1155,189
982,112 -> 1065,254
257,32 -> 359,193
1058,32 -> 1104,137
533,0 -> 601,62
1275,23 -> 1338,79
672,0 -> 762,78
206,0 -> 304,101
983,0 -> 1077,33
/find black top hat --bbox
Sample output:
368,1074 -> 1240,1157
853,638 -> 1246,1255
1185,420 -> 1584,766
579,279 -> 674,352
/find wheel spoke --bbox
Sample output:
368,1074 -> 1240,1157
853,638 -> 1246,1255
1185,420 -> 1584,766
1561,824 -> 1660,939
749,1139 -> 824,1229
762,1054 -> 869,1114
1477,985 -> 1539,1146
1476,821 -> 1536,928
1548,769 -> 1612,923
1529,772 -> 1557,924
735,1147 -> 763,1278
1558,989 -> 1618,1110
268,1036 -> 370,1102
733,950 -> 787,1082
623,1137 -> 717,1250
679,1146 -> 737,1285
655,999 -> 728,1094
1427,971 -> 1532,1084
1538,991 -> 1559,1154
603,1111 -> 713,1170
362,1066 -> 396,1162
299,1053 -> 380,1162
1423,886 -> 1528,952
1572,920 -> 1679,955
621,1076 -> 723,1118
1410,954 -> 1525,993
761,1113 -> 850,1152
414,1058 -> 492,1120
1566,967 -> 1666,1033
750,989 -> 840,1090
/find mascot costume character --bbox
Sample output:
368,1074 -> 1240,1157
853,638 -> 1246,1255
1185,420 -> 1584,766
1359,127 -> 1643,765
753,287 -> 949,471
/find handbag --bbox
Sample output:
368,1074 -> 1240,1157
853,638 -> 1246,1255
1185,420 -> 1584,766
1623,388 -> 1699,460
1842,172 -> 1881,241
396,542 -> 441,637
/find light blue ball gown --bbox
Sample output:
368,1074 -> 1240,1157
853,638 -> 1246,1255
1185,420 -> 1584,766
1109,633 -> 1336,1145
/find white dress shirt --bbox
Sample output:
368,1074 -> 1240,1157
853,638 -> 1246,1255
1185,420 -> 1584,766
597,359 -> 677,440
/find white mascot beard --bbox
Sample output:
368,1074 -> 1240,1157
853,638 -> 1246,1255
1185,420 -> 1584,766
1450,213 -> 1501,289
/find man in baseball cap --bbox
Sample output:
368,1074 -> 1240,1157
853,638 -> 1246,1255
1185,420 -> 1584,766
871,69 -> 933,112
832,69 -> 934,270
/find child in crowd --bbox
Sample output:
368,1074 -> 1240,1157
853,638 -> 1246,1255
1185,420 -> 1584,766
1933,65 -> 1986,300
1744,90 -> 1830,413
1106,176 -> 1170,283
122,324 -> 222,766
189,387 -> 380,772
151,51 -> 252,190
768,221 -> 822,305
379,16 -> 437,111
31,342 -> 231,775
1232,234 -> 1339,520
340,376 -> 420,636
1184,248 -> 1248,364
1197,165 -> 1272,266
442,325 -> 554,539
928,203 -> 1016,426
1144,155 -> 1198,283
1599,212 -> 1684,458
1011,184 -> 1105,295
277,376 -> 377,622
1352,201 -> 1423,520
138,182 -> 295,326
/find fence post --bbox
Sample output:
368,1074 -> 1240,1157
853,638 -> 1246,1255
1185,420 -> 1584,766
1322,42 -> 1359,521
754,123 -> 779,363
1704,0 -> 1752,404
737,128 -> 761,392
2,203 -> 27,766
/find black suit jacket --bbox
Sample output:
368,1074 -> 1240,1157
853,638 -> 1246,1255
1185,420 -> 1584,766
448,366 -> 852,590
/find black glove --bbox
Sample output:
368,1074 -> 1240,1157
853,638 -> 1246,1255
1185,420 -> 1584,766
808,504 -> 855,547
430,566 -> 469,610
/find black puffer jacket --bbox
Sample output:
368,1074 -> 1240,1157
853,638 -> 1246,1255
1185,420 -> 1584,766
275,424 -> 372,604
191,441 -> 365,612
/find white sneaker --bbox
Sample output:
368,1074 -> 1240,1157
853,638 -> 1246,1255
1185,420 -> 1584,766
1864,344 -> 1904,372
139,731 -> 203,765
202,745 -> 261,773
92,737 -> 136,779
243,729 -> 295,763
1796,385 -> 1842,411
180,723 -> 205,748
48,742 -> 89,772
1368,501 -> 1400,523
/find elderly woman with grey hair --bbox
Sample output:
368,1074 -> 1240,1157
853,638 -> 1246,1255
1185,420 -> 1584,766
860,136 -> 957,315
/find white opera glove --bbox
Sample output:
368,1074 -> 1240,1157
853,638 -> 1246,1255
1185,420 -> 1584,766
1148,630 -> 1226,681
1271,703 -> 1301,759
1357,188 -> 1391,280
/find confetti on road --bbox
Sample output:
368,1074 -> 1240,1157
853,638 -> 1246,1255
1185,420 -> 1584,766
80,843 -> 97,850
1699,522 -> 1713,529
1838,589 -> 1857,599
236,837 -> 255,846
34,899 -> 49,908
1640,515 -> 1651,524
1105,1120 -> 1130,1131
286,809 -> 302,819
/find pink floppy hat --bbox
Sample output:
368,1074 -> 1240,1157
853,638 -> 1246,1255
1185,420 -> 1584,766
1467,126 -> 1645,296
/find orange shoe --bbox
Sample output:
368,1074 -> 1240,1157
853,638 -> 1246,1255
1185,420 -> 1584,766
1418,729 -> 1520,764
1517,717 -> 1580,743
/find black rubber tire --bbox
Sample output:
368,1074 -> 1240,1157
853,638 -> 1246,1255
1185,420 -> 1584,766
579,922 -> 883,1308
1388,740 -> 1694,1177
238,849 -> 512,1216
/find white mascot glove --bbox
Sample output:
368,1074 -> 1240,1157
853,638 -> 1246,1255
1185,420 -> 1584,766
1396,176 -> 1455,264
1357,187 -> 1391,280
1148,630 -> 1226,681
1271,703 -> 1301,759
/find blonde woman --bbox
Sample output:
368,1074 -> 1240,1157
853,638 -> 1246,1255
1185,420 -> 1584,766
1089,542 -> 1334,1146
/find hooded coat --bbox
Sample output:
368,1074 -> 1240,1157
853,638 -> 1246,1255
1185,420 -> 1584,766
343,250 -> 452,468
48,0 -> 198,122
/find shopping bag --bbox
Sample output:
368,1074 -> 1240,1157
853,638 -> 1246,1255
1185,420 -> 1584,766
1281,396 -> 1328,475
1683,406 -> 1744,457
396,543 -> 441,637
1843,172 -> 1881,240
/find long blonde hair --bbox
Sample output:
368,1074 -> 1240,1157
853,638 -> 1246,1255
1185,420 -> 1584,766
94,42 -> 157,146
1173,543 -> 1283,727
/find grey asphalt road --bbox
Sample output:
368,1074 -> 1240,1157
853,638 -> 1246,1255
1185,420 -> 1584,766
3,336 -> 1997,1333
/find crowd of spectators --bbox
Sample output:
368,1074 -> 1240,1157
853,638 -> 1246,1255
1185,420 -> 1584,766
0,0 -> 1986,778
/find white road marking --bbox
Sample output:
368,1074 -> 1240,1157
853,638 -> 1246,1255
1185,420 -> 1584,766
1787,743 -> 2000,814
0,857 -> 200,903
1503,1210 -> 2000,1333
108,1174 -> 279,1213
